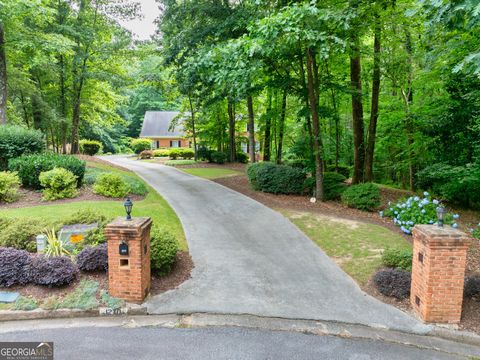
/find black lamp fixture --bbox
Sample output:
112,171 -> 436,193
124,197 -> 133,221
436,206 -> 446,227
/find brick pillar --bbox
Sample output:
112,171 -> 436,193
411,225 -> 471,324
105,217 -> 152,304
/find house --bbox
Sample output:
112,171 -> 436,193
139,111 -> 190,149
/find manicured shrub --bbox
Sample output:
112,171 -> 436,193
381,248 -> 412,271
179,148 -> 195,159
0,171 -> 20,203
326,164 -> 351,178
256,163 -> 306,194
0,247 -> 32,287
417,163 -> 480,209
31,256 -> 78,287
0,218 -> 44,252
373,269 -> 411,299
63,209 -> 108,225
0,125 -> 44,170
39,167 -> 78,201
320,172 -> 347,200
236,152 -> 249,164
83,167 -> 105,185
9,153 -> 85,189
168,148 -> 181,160
211,151 -> 227,164
79,140 -> 103,156
383,193 -> 456,235
150,227 -> 179,276
76,243 -> 108,272
464,276 -> 480,298
247,162 -> 274,190
341,183 -> 381,211
153,149 -> 170,157
93,173 -> 130,198
139,150 -> 154,159
123,176 -> 148,196
131,138 -> 151,154
197,147 -> 212,161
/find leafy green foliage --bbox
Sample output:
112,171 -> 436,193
100,290 -> 125,309
178,148 -> 195,159
210,151 -> 227,164
248,162 -> 306,195
9,154 -> 85,190
153,149 -> 170,157
341,183 -> 381,211
131,139 -> 152,154
79,140 -> 103,156
0,171 -> 20,203
168,148 -> 181,160
59,280 -> 99,310
39,168 -> 78,201
93,173 -> 130,198
0,218 -> 44,252
43,227 -> 71,257
304,172 -> 347,200
150,227 -> 179,276
0,125 -> 44,170
382,248 -> 413,271
14,296 -> 38,311
165,160 -> 196,166
62,209 -> 108,226
236,152 -> 249,164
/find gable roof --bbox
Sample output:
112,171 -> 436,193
140,111 -> 187,138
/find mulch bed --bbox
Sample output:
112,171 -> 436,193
213,173 -> 480,334
150,251 -> 194,296
0,187 -> 145,210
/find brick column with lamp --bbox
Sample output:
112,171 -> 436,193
411,224 -> 471,323
105,198 -> 152,304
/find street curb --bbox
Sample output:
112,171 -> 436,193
0,305 -> 147,322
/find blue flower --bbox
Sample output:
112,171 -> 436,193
453,214 -> 460,219
429,220 -> 434,224
433,199 -> 439,205
394,211 -> 398,215
390,208 -> 393,212
424,191 -> 429,196
414,196 -> 420,201
379,211 -> 384,218
421,209 -> 426,214
418,203 -> 423,208
452,223 -> 458,229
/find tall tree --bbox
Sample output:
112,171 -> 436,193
0,22 -> 6,124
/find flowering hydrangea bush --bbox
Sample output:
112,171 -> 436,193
470,224 -> 480,240
382,192 -> 457,235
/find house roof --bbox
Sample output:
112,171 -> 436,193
140,111 -> 187,138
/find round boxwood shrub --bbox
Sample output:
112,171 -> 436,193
131,139 -> 151,154
254,163 -> 306,195
0,247 -> 32,287
76,243 -> 108,272
0,171 -> 21,203
79,140 -> 103,156
8,153 -> 86,189
31,256 -> 78,287
211,151 -> 227,164
0,218 -> 44,252
0,125 -> 45,170
150,227 -> 179,276
373,269 -> 411,299
39,167 -> 78,201
197,147 -> 212,161
236,152 -> 249,164
341,183 -> 381,211
168,148 -> 181,160
93,173 -> 130,198
381,248 -> 413,271
179,148 -> 195,159
247,162 -> 274,190
153,149 -> 170,157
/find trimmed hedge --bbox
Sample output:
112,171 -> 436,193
0,171 -> 20,203
76,244 -> 108,272
0,125 -> 45,170
9,153 -> 85,189
247,162 -> 305,195
211,151 -> 227,164
131,139 -> 151,154
153,149 -> 170,157
39,167 -> 78,201
150,227 -> 179,276
341,183 -> 381,211
374,269 -> 411,299
382,248 -> 413,271
93,173 -> 130,198
0,247 -> 32,287
31,256 -> 78,287
236,152 -> 249,164
79,140 -> 103,156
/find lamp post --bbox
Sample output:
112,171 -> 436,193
436,206 -> 446,227
124,197 -> 133,221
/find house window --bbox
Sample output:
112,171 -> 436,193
170,140 -> 181,148
156,141 -> 160,148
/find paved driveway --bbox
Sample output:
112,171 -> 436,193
103,156 -> 430,334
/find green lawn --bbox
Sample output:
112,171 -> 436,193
280,209 -> 411,285
0,162 -> 187,250
181,167 -> 243,179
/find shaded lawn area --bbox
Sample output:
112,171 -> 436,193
181,167 -> 243,179
0,161 -> 187,250
280,209 -> 412,286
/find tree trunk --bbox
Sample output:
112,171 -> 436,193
227,100 -> 236,162
71,88 -> 81,154
188,95 -> 198,161
247,95 -> 256,163
0,22 -> 7,125
276,90 -> 287,164
404,29 -> 415,190
306,48 -> 324,201
263,89 -> 272,162
59,55 -> 68,154
350,32 -> 365,184
365,16 -> 381,182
